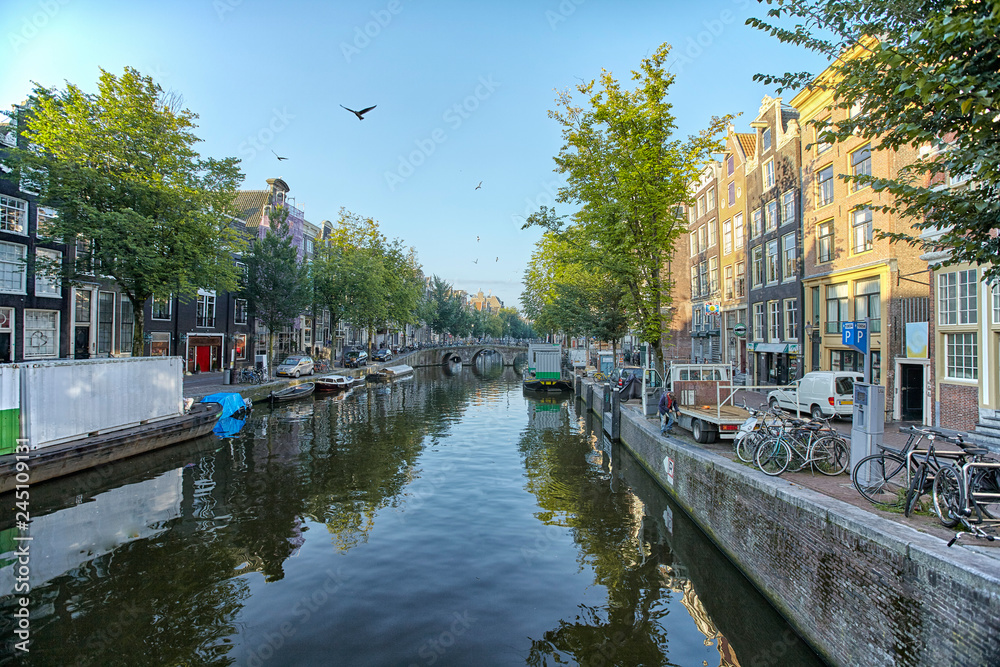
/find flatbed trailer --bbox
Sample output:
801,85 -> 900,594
676,403 -> 751,443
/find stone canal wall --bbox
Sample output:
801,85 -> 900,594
582,380 -> 1000,667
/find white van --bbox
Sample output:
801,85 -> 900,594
766,371 -> 863,419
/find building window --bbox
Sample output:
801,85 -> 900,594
817,220 -> 834,263
698,225 -> 708,252
723,219 -> 732,255
765,200 -> 777,232
768,301 -> 782,341
34,248 -> 61,297
75,237 -> 96,275
782,233 -> 796,281
762,127 -> 772,152
735,261 -> 746,298
766,239 -> 779,284
728,181 -> 735,206
944,332 -> 977,380
816,120 -> 831,154
851,143 -> 871,189
690,232 -> 698,257
707,188 -> 716,211
784,299 -> 798,341
235,298 -> 248,325
0,242 -> 26,293
151,332 -> 170,357
993,284 -> 1000,325
727,155 -> 735,176
751,246 -> 764,288
826,283 -> 848,334
152,294 -> 172,320
817,165 -> 834,206
852,207 -> 873,254
724,265 -> 734,300
0,195 -> 27,234
781,190 -> 795,226
764,159 -> 775,189
751,208 -> 762,238
854,278 -> 881,333
196,290 -> 216,328
708,219 -> 717,248
691,266 -> 699,298
97,291 -> 114,355
938,269 -> 978,325
24,309 -> 58,358
120,297 -> 134,354
697,195 -> 706,218
699,261 -> 709,298
75,290 -> 92,325
0,117 -> 15,147
734,213 -> 744,250
20,166 -> 44,196
36,206 -> 58,239
709,256 -> 719,293
754,303 -> 766,341
235,260 -> 247,289
693,307 -> 703,329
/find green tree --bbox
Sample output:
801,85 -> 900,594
423,275 -> 466,340
525,44 -> 731,369
748,0 -> 1000,279
242,207 -> 311,373
11,67 -> 245,356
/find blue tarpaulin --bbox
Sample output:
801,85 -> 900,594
200,393 -> 251,437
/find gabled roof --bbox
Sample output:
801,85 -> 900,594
737,133 -> 756,159
233,189 -> 270,230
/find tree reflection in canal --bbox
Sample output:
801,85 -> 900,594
0,359 -> 824,666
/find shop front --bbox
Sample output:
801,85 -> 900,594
748,342 -> 801,386
185,334 -> 223,373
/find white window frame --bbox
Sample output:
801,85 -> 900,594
235,298 -> 248,325
152,294 -> 172,321
751,209 -> 762,238
762,127 -> 772,152
817,165 -> 834,207
36,206 -> 58,239
0,195 -> 27,235
724,265 -> 734,300
34,247 -> 61,297
722,219 -> 732,255
781,233 -> 796,282
735,261 -> 746,298
784,299 -> 798,341
0,241 -> 27,294
709,256 -> 719,293
851,143 -> 872,190
698,225 -> 708,252
817,220 -> 834,264
768,300 -> 781,342
765,200 -> 777,232
0,117 -> 16,147
764,158 -> 775,189
196,289 -> 216,328
938,270 -> 977,326
734,213 -> 744,250
766,239 -> 779,284
24,309 -> 59,359
751,246 -> 764,288
781,190 -> 795,227
707,219 -> 717,248
753,303 -> 766,341
944,332 -> 977,380
852,207 -> 873,254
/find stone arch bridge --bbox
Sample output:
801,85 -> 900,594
400,344 -> 527,368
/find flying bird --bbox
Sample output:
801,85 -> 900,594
271,150 -> 288,161
476,235 -> 480,242
340,104 -> 376,121
473,259 -> 478,264
475,181 -> 482,190
495,257 -> 499,262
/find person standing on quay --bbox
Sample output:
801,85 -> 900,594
659,390 -> 679,434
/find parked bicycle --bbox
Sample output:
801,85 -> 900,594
237,367 -> 266,385
852,425 -> 945,508
931,442 -> 1000,545
734,402 -> 782,464
753,412 -> 849,476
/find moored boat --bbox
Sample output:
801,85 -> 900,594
522,343 -> 573,393
369,364 -> 414,382
315,375 -> 353,392
269,382 -> 316,403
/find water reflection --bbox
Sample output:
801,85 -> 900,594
0,361 -> 821,666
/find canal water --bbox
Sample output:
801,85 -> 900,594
1,360 -> 826,666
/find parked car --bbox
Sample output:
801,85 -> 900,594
767,371 -> 863,419
344,348 -> 369,368
275,355 -> 314,378
372,348 -> 393,362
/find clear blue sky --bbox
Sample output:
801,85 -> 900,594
1,0 -> 827,310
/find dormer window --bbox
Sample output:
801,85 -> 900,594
762,127 -> 772,152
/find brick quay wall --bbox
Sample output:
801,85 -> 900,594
581,380 -> 1000,667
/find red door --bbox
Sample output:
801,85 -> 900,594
196,346 -> 212,373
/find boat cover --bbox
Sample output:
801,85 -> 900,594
200,392 -> 250,420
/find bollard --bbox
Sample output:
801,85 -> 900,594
223,369 -> 231,385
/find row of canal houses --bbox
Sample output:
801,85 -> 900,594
0,108 -> 427,374
665,85 -> 997,447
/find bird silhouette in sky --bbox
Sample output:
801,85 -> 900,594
475,181 -> 482,190
340,104 -> 376,121
495,257 -> 499,262
476,235 -> 480,242
271,149 -> 288,161
473,259 -> 478,264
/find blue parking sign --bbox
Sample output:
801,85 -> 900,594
842,321 -> 868,353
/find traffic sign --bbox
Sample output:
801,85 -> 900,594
733,323 -> 747,338
842,320 -> 868,354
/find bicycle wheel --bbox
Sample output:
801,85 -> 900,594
810,436 -> 850,476
904,462 -> 928,517
969,468 -> 1000,522
755,437 -> 790,476
931,464 -> 962,528
784,433 -> 810,472
852,453 -> 908,507
735,430 -> 762,463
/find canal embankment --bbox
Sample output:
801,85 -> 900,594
580,378 -> 1000,667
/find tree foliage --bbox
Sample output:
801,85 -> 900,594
11,67 -> 245,356
422,275 -> 471,339
525,44 -> 731,367
748,0 -> 1000,279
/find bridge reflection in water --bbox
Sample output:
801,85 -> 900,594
0,356 -> 823,666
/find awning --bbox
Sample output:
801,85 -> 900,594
754,342 -> 790,353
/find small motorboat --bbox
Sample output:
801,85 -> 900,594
200,392 -> 253,437
315,375 -> 353,392
269,382 -> 316,403
368,364 -> 414,382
